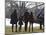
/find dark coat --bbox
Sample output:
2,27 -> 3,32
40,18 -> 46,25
10,10 -> 18,24
38,16 -> 44,25
18,17 -> 23,25
24,12 -> 29,24
29,12 -> 34,23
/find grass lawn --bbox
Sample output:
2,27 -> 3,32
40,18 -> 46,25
5,26 -> 44,35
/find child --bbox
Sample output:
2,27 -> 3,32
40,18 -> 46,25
18,16 -> 23,32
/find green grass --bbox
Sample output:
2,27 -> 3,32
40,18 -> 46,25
33,27 -> 44,33
5,26 -> 44,35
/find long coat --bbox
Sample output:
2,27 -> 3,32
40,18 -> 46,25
10,10 -> 18,24
24,12 -> 29,24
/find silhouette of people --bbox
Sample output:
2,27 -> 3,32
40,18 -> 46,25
24,11 -> 29,32
37,8 -> 44,30
39,16 -> 42,29
18,16 -> 23,32
10,9 -> 18,32
40,8 -> 44,30
29,12 -> 34,32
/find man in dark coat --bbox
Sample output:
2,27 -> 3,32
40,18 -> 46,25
38,16 -> 44,30
10,9 -> 18,32
24,12 -> 29,32
18,16 -> 23,32
37,8 -> 44,31
29,12 -> 34,32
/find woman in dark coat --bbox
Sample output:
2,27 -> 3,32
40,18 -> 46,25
10,9 -> 18,32
29,12 -> 34,32
24,12 -> 29,32
18,16 -> 23,32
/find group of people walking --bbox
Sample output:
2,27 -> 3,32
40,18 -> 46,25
10,9 -> 34,32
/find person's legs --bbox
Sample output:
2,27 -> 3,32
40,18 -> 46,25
43,23 -> 44,32
15,23 -> 17,32
32,22 -> 33,32
40,23 -> 42,30
12,24 -> 14,32
25,23 -> 26,32
40,24 -> 42,29
19,25 -> 21,32
19,25 -> 20,32
29,22 -> 31,32
25,22 -> 27,32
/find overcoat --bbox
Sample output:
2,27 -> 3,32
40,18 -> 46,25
10,10 -> 18,24
24,12 -> 29,24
